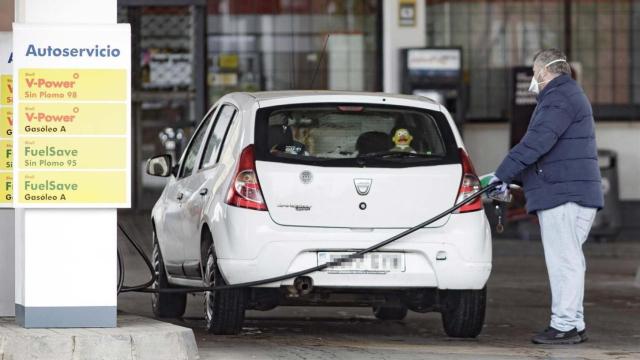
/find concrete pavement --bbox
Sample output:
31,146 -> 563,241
117,212 -> 640,359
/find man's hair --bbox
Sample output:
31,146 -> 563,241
533,48 -> 571,75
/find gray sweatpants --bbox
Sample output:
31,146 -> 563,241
537,202 -> 597,332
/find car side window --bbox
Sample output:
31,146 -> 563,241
179,113 -> 214,178
201,104 -> 237,168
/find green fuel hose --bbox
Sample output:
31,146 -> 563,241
117,182 -> 500,294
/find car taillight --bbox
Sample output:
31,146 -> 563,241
225,145 -> 268,211
455,148 -> 483,213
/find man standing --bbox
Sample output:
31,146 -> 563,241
491,49 -> 604,344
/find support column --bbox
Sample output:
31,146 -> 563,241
13,0 -> 124,328
382,0 -> 426,93
0,31 -> 14,317
0,210 -> 14,316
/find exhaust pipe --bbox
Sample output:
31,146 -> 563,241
293,276 -> 314,295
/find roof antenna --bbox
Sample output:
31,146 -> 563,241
309,33 -> 331,89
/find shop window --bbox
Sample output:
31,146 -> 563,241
427,0 -> 640,121
206,0 -> 381,105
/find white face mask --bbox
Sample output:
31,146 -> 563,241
528,58 -> 567,94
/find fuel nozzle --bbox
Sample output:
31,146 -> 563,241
488,189 -> 513,203
480,173 -> 514,203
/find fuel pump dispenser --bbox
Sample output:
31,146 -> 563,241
401,48 -> 465,129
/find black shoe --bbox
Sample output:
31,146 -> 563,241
578,329 -> 588,343
532,327 -> 582,345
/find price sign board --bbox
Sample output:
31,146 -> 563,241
0,33 -> 13,207
13,24 -> 131,208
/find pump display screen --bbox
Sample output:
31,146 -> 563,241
406,48 -> 461,85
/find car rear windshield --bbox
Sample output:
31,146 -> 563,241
254,103 -> 460,167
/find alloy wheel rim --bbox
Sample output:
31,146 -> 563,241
204,253 -> 216,325
151,236 -> 161,307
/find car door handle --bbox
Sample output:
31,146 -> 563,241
177,192 -> 184,200
199,188 -> 208,196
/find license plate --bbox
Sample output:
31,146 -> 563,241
317,252 -> 405,274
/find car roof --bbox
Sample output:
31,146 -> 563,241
223,91 -> 441,109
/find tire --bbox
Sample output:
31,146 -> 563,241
204,242 -> 246,334
373,303 -> 408,320
151,231 -> 187,318
440,287 -> 486,338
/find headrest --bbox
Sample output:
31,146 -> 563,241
269,125 -> 294,148
356,131 -> 392,154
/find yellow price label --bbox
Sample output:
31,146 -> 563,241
19,69 -> 126,101
19,137 -> 127,169
1,75 -> 12,105
218,54 -> 239,69
0,140 -> 11,170
0,173 -> 11,204
0,107 -> 12,138
17,171 -> 126,204
18,103 -> 126,135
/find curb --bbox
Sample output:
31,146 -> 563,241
0,315 -> 198,360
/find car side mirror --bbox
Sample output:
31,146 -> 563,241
146,155 -> 173,177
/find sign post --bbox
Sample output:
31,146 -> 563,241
12,21 -> 130,327
0,32 -> 14,317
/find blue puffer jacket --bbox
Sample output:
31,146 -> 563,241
495,74 -> 604,213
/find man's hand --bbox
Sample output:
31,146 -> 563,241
489,176 -> 511,202
489,176 -> 508,191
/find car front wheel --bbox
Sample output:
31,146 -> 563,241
204,242 -> 246,334
440,287 -> 486,338
151,231 -> 187,318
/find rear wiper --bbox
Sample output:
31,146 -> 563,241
357,151 -> 437,159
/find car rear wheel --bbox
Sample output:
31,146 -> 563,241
372,303 -> 408,320
204,242 -> 246,334
440,287 -> 486,338
151,231 -> 187,318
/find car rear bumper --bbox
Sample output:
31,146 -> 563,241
212,206 -> 492,290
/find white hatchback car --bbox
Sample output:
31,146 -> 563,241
147,91 -> 492,337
